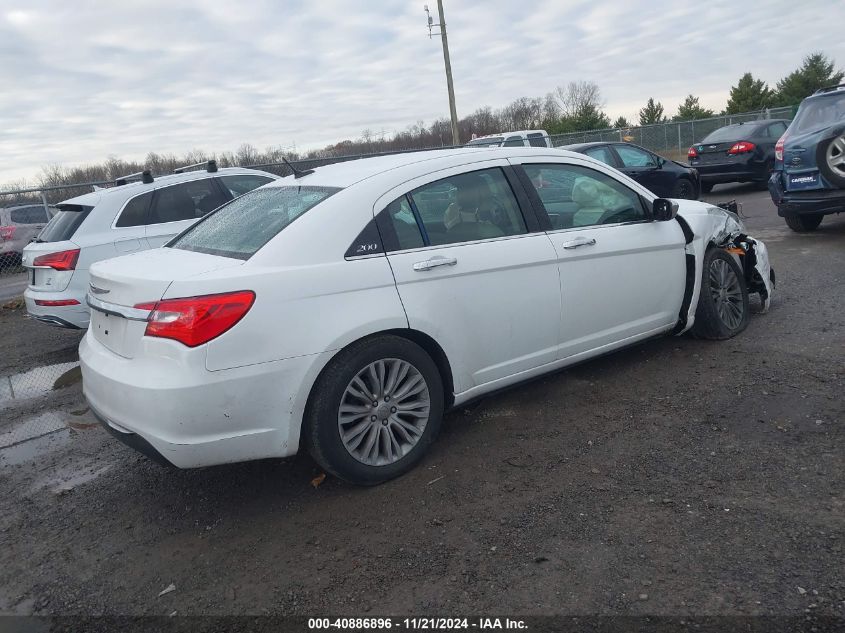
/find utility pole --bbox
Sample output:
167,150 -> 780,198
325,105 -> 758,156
426,1 -> 460,146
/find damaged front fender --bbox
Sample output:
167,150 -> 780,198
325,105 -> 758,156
674,200 -> 774,335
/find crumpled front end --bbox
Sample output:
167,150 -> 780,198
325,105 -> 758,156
675,201 -> 775,334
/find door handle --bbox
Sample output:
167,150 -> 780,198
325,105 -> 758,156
561,237 -> 597,249
413,256 -> 458,271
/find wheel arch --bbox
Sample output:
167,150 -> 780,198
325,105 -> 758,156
299,328 -> 455,451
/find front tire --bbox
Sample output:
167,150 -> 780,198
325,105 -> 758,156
785,213 -> 823,232
691,248 -> 749,340
304,335 -> 444,485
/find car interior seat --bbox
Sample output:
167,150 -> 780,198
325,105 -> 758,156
570,178 -> 608,227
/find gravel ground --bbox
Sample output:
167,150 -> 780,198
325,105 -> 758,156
0,184 -> 843,621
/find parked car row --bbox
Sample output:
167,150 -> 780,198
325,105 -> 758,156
77,147 -> 774,484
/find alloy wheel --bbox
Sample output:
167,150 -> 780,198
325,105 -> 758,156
709,258 -> 744,330
337,359 -> 431,466
825,134 -> 845,178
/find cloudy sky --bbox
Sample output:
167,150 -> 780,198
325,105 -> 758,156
1,0 -> 844,184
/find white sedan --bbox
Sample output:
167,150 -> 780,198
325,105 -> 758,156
80,147 -> 774,485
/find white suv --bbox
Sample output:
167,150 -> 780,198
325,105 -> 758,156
465,129 -> 552,148
22,162 -> 276,328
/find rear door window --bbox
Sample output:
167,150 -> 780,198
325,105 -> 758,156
150,179 -> 227,225
389,168 -> 527,247
10,206 -> 49,224
115,192 -> 153,228
169,186 -> 340,260
584,146 -> 616,166
219,174 -> 274,198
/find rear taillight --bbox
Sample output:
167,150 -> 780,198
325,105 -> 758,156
727,141 -> 756,155
775,135 -> 786,161
34,299 -> 81,307
687,146 -> 698,159
32,249 -> 80,271
0,226 -> 15,241
134,290 -> 255,348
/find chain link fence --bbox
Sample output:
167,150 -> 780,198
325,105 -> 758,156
0,105 -> 796,455
548,106 -> 796,161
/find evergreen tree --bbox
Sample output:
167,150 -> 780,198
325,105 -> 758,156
673,95 -> 715,121
774,52 -> 844,106
638,98 -> 666,125
612,115 -> 631,128
725,73 -> 772,113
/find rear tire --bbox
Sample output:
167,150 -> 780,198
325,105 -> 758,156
304,335 -> 444,485
691,248 -> 749,340
700,182 -> 714,194
785,214 -> 823,232
672,178 -> 696,200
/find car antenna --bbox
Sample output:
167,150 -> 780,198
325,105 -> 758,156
282,157 -> 314,179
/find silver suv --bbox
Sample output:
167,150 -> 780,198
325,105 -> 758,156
22,161 -> 277,328
1,204 -> 56,265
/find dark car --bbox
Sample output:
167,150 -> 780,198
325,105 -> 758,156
688,119 -> 790,192
563,142 -> 700,199
768,84 -> 845,232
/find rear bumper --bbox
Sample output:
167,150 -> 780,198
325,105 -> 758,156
80,330 -> 325,468
695,165 -> 769,184
768,172 -> 845,217
693,160 -> 767,183
24,288 -> 89,328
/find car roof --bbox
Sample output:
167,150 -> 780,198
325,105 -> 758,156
58,166 -> 275,206
265,147 -> 582,189
717,119 -> 790,129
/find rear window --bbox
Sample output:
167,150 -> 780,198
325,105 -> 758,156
11,206 -> 49,224
527,133 -> 547,147
36,204 -> 92,242
792,93 -> 845,134
168,186 -> 340,260
701,124 -> 762,143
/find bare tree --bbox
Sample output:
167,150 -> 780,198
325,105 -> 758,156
555,81 -> 605,119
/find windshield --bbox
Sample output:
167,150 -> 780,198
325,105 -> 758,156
791,93 -> 845,134
168,185 -> 340,260
465,137 -> 504,147
37,204 -> 92,242
701,124 -> 761,143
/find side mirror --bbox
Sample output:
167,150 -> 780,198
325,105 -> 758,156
652,198 -> 678,221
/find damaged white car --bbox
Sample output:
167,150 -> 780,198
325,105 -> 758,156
80,148 -> 774,485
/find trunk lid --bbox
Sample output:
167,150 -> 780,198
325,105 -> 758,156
692,141 -> 738,165
88,248 -> 243,358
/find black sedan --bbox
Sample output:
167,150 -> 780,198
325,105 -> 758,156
688,119 -> 790,192
563,142 -> 700,199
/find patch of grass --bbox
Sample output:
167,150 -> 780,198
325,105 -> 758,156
1,297 -> 24,310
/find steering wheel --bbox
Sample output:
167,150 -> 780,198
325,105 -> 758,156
595,205 -> 636,225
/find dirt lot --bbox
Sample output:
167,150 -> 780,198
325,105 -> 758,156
1,184 -> 843,621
